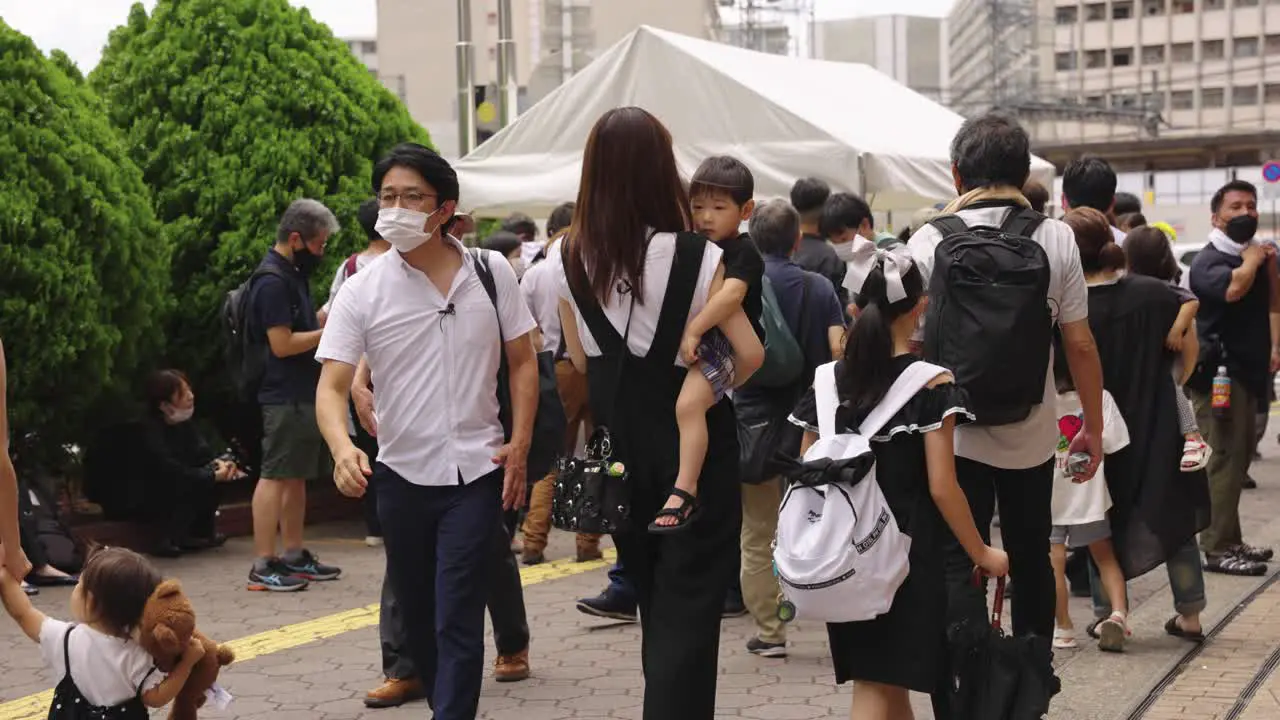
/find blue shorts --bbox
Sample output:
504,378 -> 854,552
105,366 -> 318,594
697,329 -> 736,401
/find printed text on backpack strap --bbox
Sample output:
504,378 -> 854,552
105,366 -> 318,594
927,215 -> 970,239
857,362 -> 950,438
999,207 -> 1046,239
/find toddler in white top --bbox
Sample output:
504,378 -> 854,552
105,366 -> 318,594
1050,374 -> 1132,654
0,547 -> 204,718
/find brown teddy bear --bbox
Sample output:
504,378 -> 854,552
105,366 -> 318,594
139,579 -> 236,720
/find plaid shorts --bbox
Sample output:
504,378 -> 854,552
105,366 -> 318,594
697,329 -> 736,401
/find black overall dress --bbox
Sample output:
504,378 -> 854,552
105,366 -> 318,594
568,232 -> 742,720
48,625 -> 156,720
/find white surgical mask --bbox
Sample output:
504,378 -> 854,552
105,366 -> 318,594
376,207 -> 440,253
831,238 -> 858,263
166,406 -> 194,423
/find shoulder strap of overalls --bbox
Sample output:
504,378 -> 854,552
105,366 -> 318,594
647,231 -> 707,363
563,240 -> 628,356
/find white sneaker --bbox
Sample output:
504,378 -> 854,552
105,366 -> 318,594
365,536 -> 384,548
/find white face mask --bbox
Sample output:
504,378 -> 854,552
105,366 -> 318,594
375,207 -> 442,253
831,238 -> 858,263
166,406 -> 194,423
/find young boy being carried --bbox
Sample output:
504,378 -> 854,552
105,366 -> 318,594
651,156 -> 766,533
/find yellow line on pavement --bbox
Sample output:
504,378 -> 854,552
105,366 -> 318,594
0,548 -> 616,720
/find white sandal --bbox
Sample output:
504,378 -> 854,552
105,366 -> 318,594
1098,612 -> 1129,653
1053,626 -> 1078,649
1181,439 -> 1210,472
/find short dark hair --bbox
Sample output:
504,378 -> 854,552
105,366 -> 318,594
480,230 -> 522,257
144,369 -> 189,411
357,198 -> 381,242
1113,191 -> 1142,216
275,198 -> 339,245
690,156 -> 754,206
1211,180 -> 1258,214
819,193 -> 873,239
950,112 -> 1032,191
502,212 -> 538,239
1063,156 -> 1118,213
790,177 -> 831,218
748,199 -> 801,258
79,547 -> 163,638
1124,226 -> 1179,282
1117,212 -> 1147,231
547,202 -> 575,239
1022,181 -> 1050,214
372,143 -> 460,203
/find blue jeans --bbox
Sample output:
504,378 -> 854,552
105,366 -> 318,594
1089,539 -> 1207,618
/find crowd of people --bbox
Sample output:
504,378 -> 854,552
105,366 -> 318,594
0,107 -> 1275,720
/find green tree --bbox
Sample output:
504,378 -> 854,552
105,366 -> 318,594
0,20 -> 170,466
91,0 -> 430,416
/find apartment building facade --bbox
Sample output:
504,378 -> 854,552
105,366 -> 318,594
816,15 -> 948,102
376,0 -> 721,158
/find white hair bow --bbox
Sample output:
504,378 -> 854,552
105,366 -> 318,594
839,237 -> 914,303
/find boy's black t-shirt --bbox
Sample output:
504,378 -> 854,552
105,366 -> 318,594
720,232 -> 765,341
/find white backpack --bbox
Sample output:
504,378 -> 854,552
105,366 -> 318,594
774,360 -> 947,624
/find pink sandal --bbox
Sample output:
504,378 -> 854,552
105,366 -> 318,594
1181,438 -> 1210,472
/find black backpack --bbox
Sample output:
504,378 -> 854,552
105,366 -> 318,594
222,265 -> 291,403
924,207 -> 1052,426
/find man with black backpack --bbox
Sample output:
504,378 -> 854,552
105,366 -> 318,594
239,198 -> 343,593
902,114 -> 1105,709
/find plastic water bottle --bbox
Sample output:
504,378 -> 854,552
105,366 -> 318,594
1211,366 -> 1231,419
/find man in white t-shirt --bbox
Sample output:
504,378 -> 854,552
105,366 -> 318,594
315,144 -> 539,720
904,115 -> 1105,712
1062,156 -> 1128,247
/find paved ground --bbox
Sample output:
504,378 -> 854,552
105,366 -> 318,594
4,436 -> 1280,720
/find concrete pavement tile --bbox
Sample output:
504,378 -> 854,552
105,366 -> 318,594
557,693 -> 642,712
738,703 -> 827,719
505,684 -> 590,701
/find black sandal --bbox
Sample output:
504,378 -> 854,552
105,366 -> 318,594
648,488 -> 698,534
1164,615 -> 1205,643
1204,554 -> 1267,576
1226,544 -> 1274,563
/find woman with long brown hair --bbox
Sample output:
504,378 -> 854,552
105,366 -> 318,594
554,107 -> 763,719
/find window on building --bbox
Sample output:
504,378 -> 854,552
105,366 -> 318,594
1266,83 -> 1280,104
1235,37 -> 1259,58
1086,2 -> 1107,20
362,41 -> 377,55
1086,49 -> 1108,68
1056,51 -> 1078,70
1112,93 -> 1139,109
1172,0 -> 1195,10
1142,44 -> 1166,63
1170,90 -> 1194,109
1086,95 -> 1106,107
1233,85 -> 1259,105
1056,6 -> 1079,23
1143,0 -> 1167,14
1203,0 -> 1224,8
1112,48 -> 1134,66
1172,42 -> 1195,61
1202,87 -> 1225,107
1266,34 -> 1280,55
1202,40 -> 1225,60
1113,1 -> 1135,18
1237,0 -> 1259,6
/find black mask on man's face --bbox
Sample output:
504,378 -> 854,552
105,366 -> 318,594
1225,215 -> 1259,245
292,246 -> 321,276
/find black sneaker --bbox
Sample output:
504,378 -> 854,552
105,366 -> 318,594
723,592 -> 748,618
746,637 -> 787,658
282,549 -> 342,581
248,559 -> 309,592
576,589 -> 638,622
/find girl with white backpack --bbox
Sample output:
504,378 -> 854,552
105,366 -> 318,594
786,242 -> 1009,720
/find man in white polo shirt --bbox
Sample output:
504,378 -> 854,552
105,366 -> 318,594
315,143 -> 538,720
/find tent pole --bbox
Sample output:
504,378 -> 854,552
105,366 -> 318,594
456,0 -> 477,156
497,0 -> 518,129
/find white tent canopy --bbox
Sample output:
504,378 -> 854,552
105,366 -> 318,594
455,25 -> 1056,217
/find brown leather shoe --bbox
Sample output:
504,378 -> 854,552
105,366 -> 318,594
364,677 -> 426,708
576,547 -> 603,562
494,649 -> 531,682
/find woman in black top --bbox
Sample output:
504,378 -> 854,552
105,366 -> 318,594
139,370 -> 239,557
555,107 -> 764,720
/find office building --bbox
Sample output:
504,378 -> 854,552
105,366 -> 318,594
816,15 -> 947,102
377,0 -> 722,158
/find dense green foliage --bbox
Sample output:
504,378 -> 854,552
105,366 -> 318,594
91,0 -> 431,404
0,20 -> 169,464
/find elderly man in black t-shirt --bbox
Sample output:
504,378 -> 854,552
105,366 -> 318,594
1189,180 -> 1278,576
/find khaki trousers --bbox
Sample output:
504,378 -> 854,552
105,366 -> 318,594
741,477 -> 785,644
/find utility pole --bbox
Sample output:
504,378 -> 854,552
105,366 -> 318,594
455,0 -> 476,156
496,0 -> 518,129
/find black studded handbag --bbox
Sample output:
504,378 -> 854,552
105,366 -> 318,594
551,426 -> 631,534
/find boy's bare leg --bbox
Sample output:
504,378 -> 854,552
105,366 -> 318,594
660,368 -> 717,527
